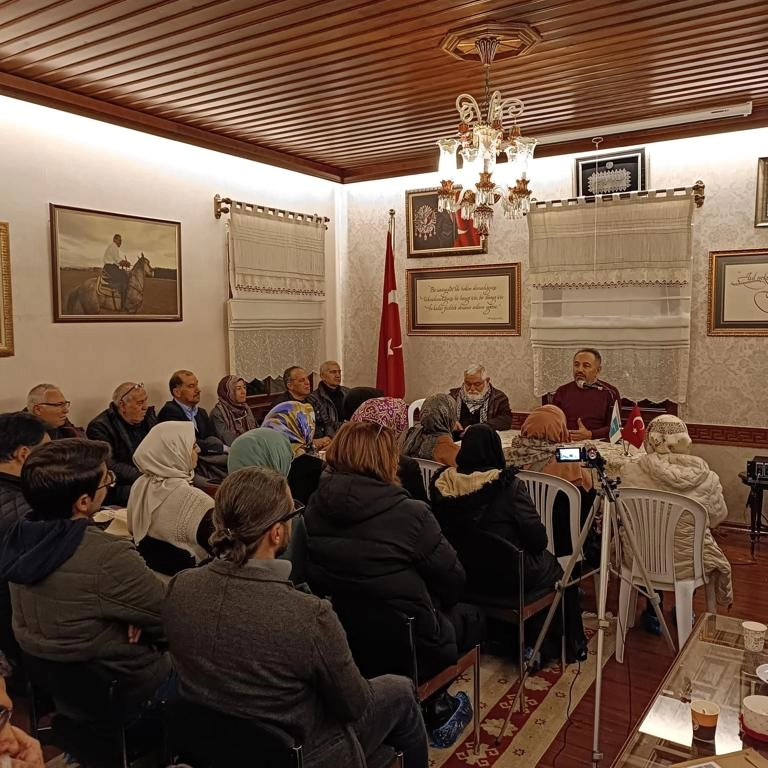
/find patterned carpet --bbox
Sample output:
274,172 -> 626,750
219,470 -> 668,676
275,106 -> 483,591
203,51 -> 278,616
430,618 -> 616,767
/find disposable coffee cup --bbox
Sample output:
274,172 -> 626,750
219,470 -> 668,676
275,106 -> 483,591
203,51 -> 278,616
743,621 -> 768,652
691,700 -> 720,742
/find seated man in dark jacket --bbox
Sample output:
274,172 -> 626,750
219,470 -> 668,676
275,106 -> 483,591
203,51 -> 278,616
86,382 -> 157,506
449,365 -> 512,434
307,360 -> 349,442
25,383 -> 84,440
0,438 -> 172,709
0,412 -> 49,666
157,370 -> 224,457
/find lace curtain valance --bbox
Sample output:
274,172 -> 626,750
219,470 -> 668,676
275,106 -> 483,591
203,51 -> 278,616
527,190 -> 698,403
228,205 -> 326,300
527,192 -> 694,287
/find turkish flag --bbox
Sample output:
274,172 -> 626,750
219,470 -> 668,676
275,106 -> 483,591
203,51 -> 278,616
376,230 -> 405,398
621,404 -> 646,449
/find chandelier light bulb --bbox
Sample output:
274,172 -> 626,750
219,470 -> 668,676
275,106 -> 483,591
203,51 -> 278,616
436,138 -> 459,179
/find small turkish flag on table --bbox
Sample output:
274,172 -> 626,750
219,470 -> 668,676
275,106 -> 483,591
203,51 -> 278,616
621,404 -> 646,449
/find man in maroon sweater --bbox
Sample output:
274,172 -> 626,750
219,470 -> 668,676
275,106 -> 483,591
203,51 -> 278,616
552,349 -> 620,441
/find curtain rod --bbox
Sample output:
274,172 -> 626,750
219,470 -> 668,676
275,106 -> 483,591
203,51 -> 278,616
530,180 -> 705,210
214,194 -> 330,228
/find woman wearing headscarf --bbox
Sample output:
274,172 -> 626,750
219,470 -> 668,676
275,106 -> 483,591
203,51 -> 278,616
128,421 -> 215,575
431,423 -> 587,663
507,405 -> 597,563
262,401 -> 324,504
401,394 -> 460,467
620,415 -> 733,608
351,397 -> 428,502
341,387 -> 384,422
210,376 -> 258,446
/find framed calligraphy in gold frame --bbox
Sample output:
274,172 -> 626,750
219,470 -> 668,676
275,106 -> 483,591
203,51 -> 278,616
0,223 -> 14,357
406,263 -> 521,336
708,249 -> 768,336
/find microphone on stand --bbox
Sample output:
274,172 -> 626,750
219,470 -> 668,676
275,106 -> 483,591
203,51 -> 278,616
576,379 -> 603,391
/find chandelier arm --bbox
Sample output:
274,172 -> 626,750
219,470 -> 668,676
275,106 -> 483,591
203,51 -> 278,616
455,94 -> 482,124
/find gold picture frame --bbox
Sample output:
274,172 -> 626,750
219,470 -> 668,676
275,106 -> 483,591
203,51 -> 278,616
0,223 -> 14,357
708,249 -> 768,336
756,157 -> 768,228
406,263 -> 521,336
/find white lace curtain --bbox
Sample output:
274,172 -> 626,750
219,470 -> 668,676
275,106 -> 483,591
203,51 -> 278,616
228,205 -> 326,300
527,190 -> 696,403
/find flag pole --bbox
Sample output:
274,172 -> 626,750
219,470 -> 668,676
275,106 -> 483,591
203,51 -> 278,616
388,209 -> 395,248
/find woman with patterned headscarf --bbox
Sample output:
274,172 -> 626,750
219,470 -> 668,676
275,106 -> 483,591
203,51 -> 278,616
351,397 -> 428,502
401,394 -> 460,467
620,415 -> 733,609
262,401 -> 323,504
210,376 -> 258,446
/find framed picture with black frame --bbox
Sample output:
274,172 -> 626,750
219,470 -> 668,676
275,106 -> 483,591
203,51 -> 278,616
708,249 -> 768,336
574,147 -> 648,197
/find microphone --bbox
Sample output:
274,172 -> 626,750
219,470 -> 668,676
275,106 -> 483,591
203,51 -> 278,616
576,379 -> 603,390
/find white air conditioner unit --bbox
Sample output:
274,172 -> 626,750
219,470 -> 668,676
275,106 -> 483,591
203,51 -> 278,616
537,102 -> 753,146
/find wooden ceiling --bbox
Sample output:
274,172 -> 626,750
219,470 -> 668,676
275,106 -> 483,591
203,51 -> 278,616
0,0 -> 767,183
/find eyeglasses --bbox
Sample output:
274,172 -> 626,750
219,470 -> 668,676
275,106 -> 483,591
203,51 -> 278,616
120,382 -> 144,403
96,469 -> 117,491
0,706 -> 12,731
39,400 -> 71,408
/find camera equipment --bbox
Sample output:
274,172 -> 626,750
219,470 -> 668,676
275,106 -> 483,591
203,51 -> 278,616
747,456 -> 768,483
555,444 -> 607,471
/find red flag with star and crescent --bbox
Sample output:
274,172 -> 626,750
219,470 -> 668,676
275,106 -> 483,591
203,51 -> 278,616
376,227 -> 405,398
621,403 -> 646,449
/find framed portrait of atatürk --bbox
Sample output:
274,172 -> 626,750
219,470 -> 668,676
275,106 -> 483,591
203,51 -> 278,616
50,204 -> 182,322
574,148 -> 648,197
708,249 -> 768,336
405,188 -> 488,258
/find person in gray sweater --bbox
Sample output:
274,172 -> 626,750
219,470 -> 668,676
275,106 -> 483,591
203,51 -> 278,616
162,467 -> 428,768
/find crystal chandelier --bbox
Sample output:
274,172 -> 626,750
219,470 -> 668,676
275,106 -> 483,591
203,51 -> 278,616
435,34 -> 537,236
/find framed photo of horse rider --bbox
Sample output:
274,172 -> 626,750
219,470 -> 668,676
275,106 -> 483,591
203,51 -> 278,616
50,204 -> 182,322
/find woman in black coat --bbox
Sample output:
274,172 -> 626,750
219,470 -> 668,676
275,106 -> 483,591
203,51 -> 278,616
304,421 -> 474,681
430,424 -> 587,662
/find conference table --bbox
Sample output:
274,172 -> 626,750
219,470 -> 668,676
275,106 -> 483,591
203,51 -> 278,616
496,429 -> 645,474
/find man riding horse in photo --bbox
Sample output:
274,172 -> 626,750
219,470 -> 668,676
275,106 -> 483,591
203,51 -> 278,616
102,233 -> 130,307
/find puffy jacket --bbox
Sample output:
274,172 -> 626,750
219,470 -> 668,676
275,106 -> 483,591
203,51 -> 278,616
307,383 -> 349,439
4,524 -> 171,702
304,471 -> 465,675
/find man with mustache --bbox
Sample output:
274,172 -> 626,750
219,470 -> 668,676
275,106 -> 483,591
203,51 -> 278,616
449,365 -> 512,434
552,348 -> 620,441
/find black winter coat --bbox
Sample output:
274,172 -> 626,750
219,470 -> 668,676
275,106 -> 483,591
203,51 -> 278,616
86,405 -> 157,505
304,471 -> 465,675
157,401 -> 224,456
431,466 -> 562,601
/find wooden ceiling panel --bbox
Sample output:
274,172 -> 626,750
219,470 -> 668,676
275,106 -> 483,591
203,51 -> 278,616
0,0 -> 766,181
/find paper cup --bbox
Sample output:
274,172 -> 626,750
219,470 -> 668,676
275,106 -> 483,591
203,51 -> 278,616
743,621 -> 768,652
691,699 -> 720,742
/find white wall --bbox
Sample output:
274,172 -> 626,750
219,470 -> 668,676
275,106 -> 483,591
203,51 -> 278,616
0,96 -> 339,424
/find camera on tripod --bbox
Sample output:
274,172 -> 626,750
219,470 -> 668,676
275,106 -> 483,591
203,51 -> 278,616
555,444 -> 606,470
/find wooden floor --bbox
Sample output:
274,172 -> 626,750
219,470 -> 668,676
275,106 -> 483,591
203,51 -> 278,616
540,527 -> 768,768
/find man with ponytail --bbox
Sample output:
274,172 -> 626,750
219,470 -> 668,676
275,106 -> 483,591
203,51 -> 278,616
162,467 -> 428,768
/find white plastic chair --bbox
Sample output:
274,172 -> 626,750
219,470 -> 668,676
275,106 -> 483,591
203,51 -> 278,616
615,488 -> 717,663
415,458 -> 444,492
515,470 -> 583,571
407,398 -> 425,427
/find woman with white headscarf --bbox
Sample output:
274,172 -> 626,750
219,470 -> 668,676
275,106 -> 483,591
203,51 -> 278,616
128,421 -> 214,574
620,415 -> 733,608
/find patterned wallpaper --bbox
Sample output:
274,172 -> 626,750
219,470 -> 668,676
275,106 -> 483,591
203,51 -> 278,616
342,129 -> 768,428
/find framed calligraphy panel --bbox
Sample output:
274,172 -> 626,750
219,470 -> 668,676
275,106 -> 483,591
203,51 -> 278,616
756,157 -> 768,227
406,263 -> 521,336
405,188 -> 487,258
708,249 -> 768,336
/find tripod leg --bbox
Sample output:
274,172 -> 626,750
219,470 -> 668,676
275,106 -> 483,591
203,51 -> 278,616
495,492 -> 601,745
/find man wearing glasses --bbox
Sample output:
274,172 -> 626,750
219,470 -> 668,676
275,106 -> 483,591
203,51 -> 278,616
86,382 -> 157,505
25,383 -> 84,440
448,364 -> 513,434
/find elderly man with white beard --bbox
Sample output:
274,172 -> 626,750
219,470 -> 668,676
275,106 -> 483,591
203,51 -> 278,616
448,365 -> 513,435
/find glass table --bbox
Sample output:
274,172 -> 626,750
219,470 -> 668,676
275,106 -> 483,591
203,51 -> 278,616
613,614 -> 768,767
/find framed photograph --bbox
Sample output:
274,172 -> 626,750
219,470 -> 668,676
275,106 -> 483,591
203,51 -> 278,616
0,223 -> 14,357
574,147 -> 647,197
708,249 -> 768,336
756,157 -> 768,227
50,204 -> 182,322
405,188 -> 487,258
406,263 -> 521,336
